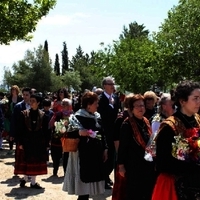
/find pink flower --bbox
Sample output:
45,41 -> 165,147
87,129 -> 97,138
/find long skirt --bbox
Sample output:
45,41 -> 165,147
112,166 -> 127,200
14,145 -> 47,176
62,151 -> 105,196
152,173 -> 178,200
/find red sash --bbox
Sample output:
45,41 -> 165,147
128,116 -> 152,149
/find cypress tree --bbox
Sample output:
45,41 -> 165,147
61,41 -> 69,74
54,53 -> 60,76
44,40 -> 48,52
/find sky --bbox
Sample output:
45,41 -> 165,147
0,0 -> 179,78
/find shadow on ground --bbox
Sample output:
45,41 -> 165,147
42,175 -> 64,184
5,187 -> 45,199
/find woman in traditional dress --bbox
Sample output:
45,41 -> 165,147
63,91 -> 108,200
152,80 -> 200,200
15,94 -> 50,189
117,94 -> 156,200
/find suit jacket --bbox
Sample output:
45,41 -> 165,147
98,92 -> 119,142
9,100 -> 26,139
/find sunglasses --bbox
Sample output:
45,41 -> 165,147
105,83 -> 115,86
59,91 -> 64,93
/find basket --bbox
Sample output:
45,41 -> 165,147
61,137 -> 80,152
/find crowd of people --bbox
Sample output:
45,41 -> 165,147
1,78 -> 200,200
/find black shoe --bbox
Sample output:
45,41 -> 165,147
30,183 -> 44,189
105,183 -> 112,189
20,179 -> 26,187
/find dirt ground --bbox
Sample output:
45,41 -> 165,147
0,140 -> 113,200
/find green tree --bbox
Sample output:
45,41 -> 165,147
54,53 -> 60,76
3,45 -> 53,92
44,40 -> 48,52
62,71 -> 82,92
0,0 -> 57,44
70,46 -> 99,91
61,41 -> 69,74
119,21 -> 149,40
30,45 -> 53,92
155,0 -> 200,83
108,38 -> 157,93
93,23 -> 156,93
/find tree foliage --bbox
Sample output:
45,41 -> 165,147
70,46 -> 103,91
0,0 -> 56,44
62,71 -> 82,92
93,22 -> 156,93
61,41 -> 69,74
119,21 -> 149,40
155,0 -> 200,83
3,45 -> 53,92
54,53 -> 60,76
44,40 -> 48,52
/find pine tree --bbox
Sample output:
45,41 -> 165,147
54,53 -> 60,76
61,41 -> 69,74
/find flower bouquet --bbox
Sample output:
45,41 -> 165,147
54,119 -> 69,138
172,128 -> 200,163
172,128 -> 200,199
144,131 -> 157,162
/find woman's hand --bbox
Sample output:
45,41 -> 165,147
118,165 -> 126,177
19,145 -> 23,150
103,149 -> 108,162
79,130 -> 89,137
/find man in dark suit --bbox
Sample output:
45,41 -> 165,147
98,77 -> 119,189
10,87 -> 31,142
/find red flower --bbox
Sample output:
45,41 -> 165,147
184,128 -> 199,138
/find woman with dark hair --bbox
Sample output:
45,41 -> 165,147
15,94 -> 50,189
152,80 -> 200,200
52,88 -> 70,112
117,94 -> 156,200
63,91 -> 108,200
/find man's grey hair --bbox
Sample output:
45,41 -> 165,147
102,76 -> 114,86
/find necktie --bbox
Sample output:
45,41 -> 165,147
109,96 -> 114,105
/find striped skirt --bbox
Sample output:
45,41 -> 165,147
14,145 -> 47,176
